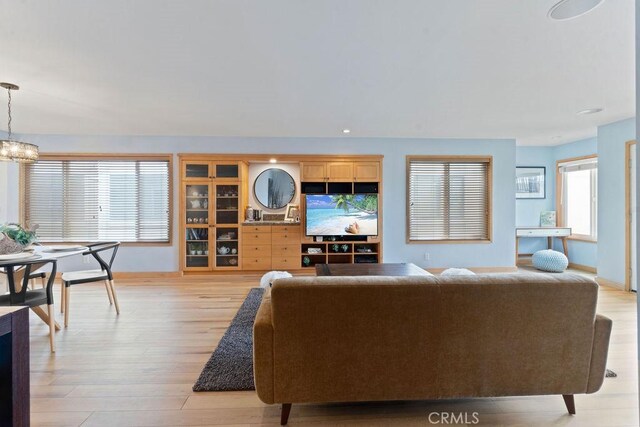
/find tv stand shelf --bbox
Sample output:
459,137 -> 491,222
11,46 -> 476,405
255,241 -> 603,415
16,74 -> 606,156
301,242 -> 380,268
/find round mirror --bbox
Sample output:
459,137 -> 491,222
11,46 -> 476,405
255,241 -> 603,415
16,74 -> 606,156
253,168 -> 296,209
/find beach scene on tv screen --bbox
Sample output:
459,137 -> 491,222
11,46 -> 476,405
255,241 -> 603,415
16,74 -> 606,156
306,194 -> 378,236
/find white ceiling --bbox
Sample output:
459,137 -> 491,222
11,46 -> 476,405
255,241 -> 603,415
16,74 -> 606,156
0,0 -> 634,146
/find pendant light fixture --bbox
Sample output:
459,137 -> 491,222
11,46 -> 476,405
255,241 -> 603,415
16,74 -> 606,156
0,82 -> 38,163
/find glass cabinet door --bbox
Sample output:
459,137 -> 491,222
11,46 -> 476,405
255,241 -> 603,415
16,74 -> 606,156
213,162 -> 240,181
214,183 -> 240,268
185,226 -> 211,269
185,183 -> 212,269
184,161 -> 212,180
215,184 -> 239,225
215,227 -> 239,268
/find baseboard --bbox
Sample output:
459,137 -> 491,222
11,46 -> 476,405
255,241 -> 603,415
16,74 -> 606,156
113,272 -> 182,279
595,276 -> 625,290
426,266 -> 518,274
568,263 -> 597,274
48,271 -> 181,280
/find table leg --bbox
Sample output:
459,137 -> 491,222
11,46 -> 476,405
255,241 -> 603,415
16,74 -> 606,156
515,237 -> 519,266
562,237 -> 569,259
547,236 -> 553,250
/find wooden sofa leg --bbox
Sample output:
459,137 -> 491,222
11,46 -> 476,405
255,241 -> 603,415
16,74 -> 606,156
281,403 -> 292,425
562,394 -> 575,415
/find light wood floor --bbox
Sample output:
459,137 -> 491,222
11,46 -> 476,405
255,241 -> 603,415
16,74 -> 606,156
27,273 -> 638,426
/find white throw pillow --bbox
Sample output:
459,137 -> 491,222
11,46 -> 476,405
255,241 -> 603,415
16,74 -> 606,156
260,271 -> 293,288
441,268 -> 476,276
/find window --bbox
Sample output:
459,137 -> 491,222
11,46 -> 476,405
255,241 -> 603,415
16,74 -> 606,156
558,156 -> 597,240
21,155 -> 172,244
407,156 -> 492,242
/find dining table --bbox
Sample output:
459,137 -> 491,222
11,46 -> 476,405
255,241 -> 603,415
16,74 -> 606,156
0,245 -> 90,329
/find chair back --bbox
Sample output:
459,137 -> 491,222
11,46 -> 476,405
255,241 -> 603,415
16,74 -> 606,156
2,259 -> 57,306
84,242 -> 120,280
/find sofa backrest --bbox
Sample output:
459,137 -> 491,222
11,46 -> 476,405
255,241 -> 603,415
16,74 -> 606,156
269,273 -> 599,403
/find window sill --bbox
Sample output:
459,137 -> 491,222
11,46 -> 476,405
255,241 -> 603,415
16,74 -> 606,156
407,239 -> 492,244
38,241 -> 172,247
567,235 -> 597,243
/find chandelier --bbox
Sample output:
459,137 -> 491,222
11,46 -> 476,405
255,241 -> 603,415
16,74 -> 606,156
0,82 -> 38,163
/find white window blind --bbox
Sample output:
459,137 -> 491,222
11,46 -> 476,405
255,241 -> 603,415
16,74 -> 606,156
408,157 -> 491,242
23,157 -> 171,243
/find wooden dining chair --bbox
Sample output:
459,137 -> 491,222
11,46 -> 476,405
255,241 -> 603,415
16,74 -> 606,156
0,259 -> 58,352
61,242 -> 120,327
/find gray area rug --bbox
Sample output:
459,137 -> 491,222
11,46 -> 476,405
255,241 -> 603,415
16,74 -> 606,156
193,287 -> 264,391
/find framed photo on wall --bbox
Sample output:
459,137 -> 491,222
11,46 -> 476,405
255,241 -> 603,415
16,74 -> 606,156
516,166 -> 546,199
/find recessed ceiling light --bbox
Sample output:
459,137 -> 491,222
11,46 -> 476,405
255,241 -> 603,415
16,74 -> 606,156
342,129 -> 351,134
269,158 -> 277,163
548,0 -> 605,21
577,108 -> 603,115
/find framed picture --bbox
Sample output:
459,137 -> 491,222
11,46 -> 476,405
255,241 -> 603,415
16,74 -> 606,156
516,166 -> 546,199
285,203 -> 299,222
540,211 -> 557,227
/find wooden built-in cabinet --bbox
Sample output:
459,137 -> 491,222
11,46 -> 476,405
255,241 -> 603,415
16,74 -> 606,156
300,162 -> 326,182
301,161 -> 381,182
179,154 -> 382,274
242,225 -> 302,270
180,158 -> 247,272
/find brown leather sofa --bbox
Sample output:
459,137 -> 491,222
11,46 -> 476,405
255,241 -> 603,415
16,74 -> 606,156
253,273 -> 612,425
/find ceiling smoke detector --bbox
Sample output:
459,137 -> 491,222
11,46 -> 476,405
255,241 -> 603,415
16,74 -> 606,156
548,0 -> 605,21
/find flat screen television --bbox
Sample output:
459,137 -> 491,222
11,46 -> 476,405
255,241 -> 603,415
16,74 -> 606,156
305,194 -> 378,236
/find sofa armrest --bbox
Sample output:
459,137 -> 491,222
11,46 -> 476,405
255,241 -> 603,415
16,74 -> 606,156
586,314 -> 613,393
253,296 -> 275,404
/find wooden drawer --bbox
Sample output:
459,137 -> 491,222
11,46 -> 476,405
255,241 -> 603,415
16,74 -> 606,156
243,244 -> 272,257
243,232 -> 272,245
242,257 -> 272,270
243,225 -> 272,233
272,231 -> 301,243
272,225 -> 301,233
272,244 -> 300,256
272,257 -> 301,270
516,228 -> 571,237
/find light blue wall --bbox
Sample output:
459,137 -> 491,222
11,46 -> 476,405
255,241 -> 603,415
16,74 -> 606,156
553,137 -> 597,160
515,147 -> 555,254
515,138 -> 598,269
4,134 -> 517,272
552,137 -> 598,269
597,118 -> 636,284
